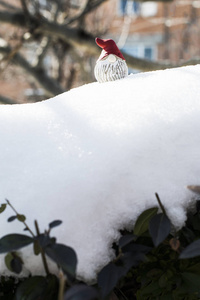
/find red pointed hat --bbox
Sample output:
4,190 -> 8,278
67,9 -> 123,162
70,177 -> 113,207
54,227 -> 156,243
96,37 -> 125,61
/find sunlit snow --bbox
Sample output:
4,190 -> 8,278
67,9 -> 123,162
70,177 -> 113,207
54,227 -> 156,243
0,65 -> 200,281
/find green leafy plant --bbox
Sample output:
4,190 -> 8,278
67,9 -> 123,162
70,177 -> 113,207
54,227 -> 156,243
0,199 -> 77,300
1,192 -> 200,300
96,193 -> 200,300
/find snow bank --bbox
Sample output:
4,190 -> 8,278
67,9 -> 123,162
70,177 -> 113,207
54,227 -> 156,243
0,65 -> 200,281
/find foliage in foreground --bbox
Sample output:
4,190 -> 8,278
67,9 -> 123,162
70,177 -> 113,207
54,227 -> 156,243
1,193 -> 200,299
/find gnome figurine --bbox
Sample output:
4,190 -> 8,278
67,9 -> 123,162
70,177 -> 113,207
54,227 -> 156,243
94,37 -> 128,83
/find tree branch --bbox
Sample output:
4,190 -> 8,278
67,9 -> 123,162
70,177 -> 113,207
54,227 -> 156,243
124,52 -> 172,71
34,17 -> 172,72
0,94 -> 17,104
33,36 -> 51,69
0,44 -> 64,96
66,0 -> 107,25
0,0 -> 18,10
0,9 -> 199,74
0,10 -> 29,27
20,0 -> 30,17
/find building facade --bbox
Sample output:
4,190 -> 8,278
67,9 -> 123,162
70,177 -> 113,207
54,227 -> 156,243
99,0 -> 200,64
0,0 -> 200,103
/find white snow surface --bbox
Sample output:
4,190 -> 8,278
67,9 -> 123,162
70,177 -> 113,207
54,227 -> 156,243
0,65 -> 200,281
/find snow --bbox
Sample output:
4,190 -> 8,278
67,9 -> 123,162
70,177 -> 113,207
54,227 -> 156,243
0,65 -> 200,281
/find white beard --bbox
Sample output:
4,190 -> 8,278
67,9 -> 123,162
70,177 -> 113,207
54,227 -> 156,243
94,56 -> 128,83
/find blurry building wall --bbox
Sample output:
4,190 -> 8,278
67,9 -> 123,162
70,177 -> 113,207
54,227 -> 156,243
98,0 -> 200,65
0,0 -> 200,103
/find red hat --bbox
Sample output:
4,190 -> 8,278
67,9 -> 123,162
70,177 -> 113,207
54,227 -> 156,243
95,37 -> 125,61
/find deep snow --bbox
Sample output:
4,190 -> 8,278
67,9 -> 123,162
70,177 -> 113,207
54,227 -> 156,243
0,65 -> 200,281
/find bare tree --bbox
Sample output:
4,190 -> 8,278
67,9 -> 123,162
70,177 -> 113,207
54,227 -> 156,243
0,0 -> 199,104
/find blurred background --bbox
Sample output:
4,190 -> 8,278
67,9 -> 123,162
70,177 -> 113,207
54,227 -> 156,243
0,0 -> 199,104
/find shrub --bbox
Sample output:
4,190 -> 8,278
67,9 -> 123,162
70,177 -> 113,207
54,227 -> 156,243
1,193 -> 200,300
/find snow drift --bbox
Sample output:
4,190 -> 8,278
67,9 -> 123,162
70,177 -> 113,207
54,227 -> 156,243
0,65 -> 200,281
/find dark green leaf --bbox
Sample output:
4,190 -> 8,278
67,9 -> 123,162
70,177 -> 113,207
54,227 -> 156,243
179,239 -> 200,259
172,287 -> 192,300
44,274 -> 59,300
45,243 -> 77,277
50,237 -> 56,244
5,252 -> 24,274
196,200 -> 200,212
4,253 -> 14,272
134,207 -> 158,236
159,294 -> 174,300
64,284 -> 99,300
149,213 -> 171,247
158,273 -> 168,288
49,220 -> 62,229
121,251 -> 146,272
119,234 -> 136,248
181,226 -> 195,243
17,214 -> 26,222
16,275 -> 59,300
136,280 -> 161,298
192,214 -> 200,231
15,276 -> 47,300
121,242 -> 152,254
10,255 -> 23,274
7,216 -> 17,222
0,234 -> 33,253
147,268 -> 163,279
186,262 -> 200,275
181,272 -> 200,294
97,262 -> 126,298
36,234 -> 53,248
0,203 -> 6,213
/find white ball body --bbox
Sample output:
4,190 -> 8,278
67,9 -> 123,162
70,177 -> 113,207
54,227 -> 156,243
94,55 -> 128,83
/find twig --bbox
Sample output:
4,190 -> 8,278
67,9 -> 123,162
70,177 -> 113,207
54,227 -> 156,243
0,41 -> 23,76
65,0 -> 106,25
34,220 -> 50,275
20,0 -> 30,19
5,199 -> 50,275
58,270 -> 66,300
155,193 -> 167,216
33,37 -> 51,69
5,199 -> 35,237
0,42 -> 64,96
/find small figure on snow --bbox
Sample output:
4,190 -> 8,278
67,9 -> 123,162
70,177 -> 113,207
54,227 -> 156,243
94,37 -> 128,83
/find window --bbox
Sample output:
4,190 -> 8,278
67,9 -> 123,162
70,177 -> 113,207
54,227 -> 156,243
123,45 -> 155,61
120,0 -> 140,16
122,44 -> 156,73
141,2 -> 157,17
144,47 -> 153,60
119,0 -> 157,17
